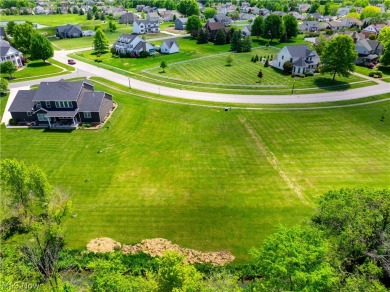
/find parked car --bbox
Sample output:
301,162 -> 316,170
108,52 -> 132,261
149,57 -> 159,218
68,59 -> 76,65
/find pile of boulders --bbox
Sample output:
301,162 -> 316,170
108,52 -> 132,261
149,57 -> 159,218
86,237 -> 235,266
122,238 -> 235,266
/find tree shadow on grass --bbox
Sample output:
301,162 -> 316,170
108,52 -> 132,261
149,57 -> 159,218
26,62 -> 51,68
313,77 -> 351,91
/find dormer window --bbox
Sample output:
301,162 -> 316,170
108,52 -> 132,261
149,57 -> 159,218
36,101 -> 41,108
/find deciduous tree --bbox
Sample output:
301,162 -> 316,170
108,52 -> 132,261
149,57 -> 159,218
30,33 -> 54,63
263,14 -> 283,43
12,22 -> 35,54
380,42 -> 390,66
0,61 -> 17,78
186,15 -> 202,37
282,14 -> 299,40
0,77 -> 9,93
204,7 -> 216,19
160,60 -> 167,72
320,35 -> 358,81
251,16 -> 264,39
93,28 -> 109,53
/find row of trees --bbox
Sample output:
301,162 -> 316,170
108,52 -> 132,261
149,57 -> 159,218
251,14 -> 299,43
1,159 -> 388,291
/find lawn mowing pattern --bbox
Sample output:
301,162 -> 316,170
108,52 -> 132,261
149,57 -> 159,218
143,47 -> 365,89
1,83 -> 389,262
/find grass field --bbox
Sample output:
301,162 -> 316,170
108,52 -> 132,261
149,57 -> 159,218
1,80 -> 389,262
74,39 -> 370,94
0,59 -> 74,82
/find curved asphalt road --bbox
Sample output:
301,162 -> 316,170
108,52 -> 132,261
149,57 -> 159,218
18,49 -> 390,104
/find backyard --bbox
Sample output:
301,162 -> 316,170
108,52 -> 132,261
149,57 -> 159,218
1,80 -> 389,262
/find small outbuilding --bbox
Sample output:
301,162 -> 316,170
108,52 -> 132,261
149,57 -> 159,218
160,39 -> 179,54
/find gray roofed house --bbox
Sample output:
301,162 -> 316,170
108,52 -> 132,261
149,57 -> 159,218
214,14 -> 232,26
56,24 -> 82,38
119,12 -> 139,24
8,80 -> 113,129
273,44 -> 320,75
160,38 -> 179,54
175,17 -> 188,30
0,40 -> 24,67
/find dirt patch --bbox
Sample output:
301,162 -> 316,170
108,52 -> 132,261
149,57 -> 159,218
122,238 -> 235,266
87,237 -> 121,253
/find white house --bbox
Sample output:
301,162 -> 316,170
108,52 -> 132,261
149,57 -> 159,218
0,40 -> 24,67
273,44 -> 320,75
133,20 -> 160,34
341,17 -> 363,28
362,24 -> 388,37
113,33 -> 156,56
241,25 -> 251,36
160,39 -> 179,54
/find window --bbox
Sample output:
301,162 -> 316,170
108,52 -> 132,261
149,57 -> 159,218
55,101 -> 72,108
37,113 -> 47,121
27,112 -> 32,116
46,101 -> 51,108
83,112 -> 92,118
282,55 -> 284,59
36,101 -> 41,108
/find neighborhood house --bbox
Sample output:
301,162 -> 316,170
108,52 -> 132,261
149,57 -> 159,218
0,40 -> 24,67
273,45 -> 320,75
133,20 -> 160,34
8,80 -> 113,128
160,39 -> 179,54
56,24 -> 83,38
113,33 -> 156,56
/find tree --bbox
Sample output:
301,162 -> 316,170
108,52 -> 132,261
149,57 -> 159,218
312,188 -> 390,285
308,2 -> 320,13
0,61 -> 17,79
186,15 -> 202,37
0,77 -> 8,94
196,28 -> 209,44
108,20 -> 116,32
283,61 -> 293,74
385,0 -> 390,10
214,29 -> 226,45
315,34 -> 328,56
257,69 -> 263,82
100,13 -> 106,21
6,20 -> 16,35
320,35 -> 358,81
156,251 -> 203,291
230,30 -> 241,52
263,14 -> 283,43
204,7 -> 216,19
380,42 -> 390,66
29,33 -> 54,63
226,55 -> 233,66
377,26 -> 390,46
160,60 -> 167,72
360,5 -> 381,20
87,9 -> 93,20
177,0 -> 199,16
250,225 -> 338,291
282,14 -> 299,40
0,159 -> 72,289
251,16 -> 264,39
93,28 -> 109,53
239,36 -> 251,52
264,58 -> 269,67
12,22 -> 35,54
94,12 -> 100,20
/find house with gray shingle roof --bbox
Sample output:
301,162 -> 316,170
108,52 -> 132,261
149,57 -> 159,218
119,12 -> 139,24
0,27 -> 6,39
175,17 -> 188,30
113,33 -> 156,56
8,80 -> 113,129
356,39 -> 384,65
160,39 -> 179,54
56,24 -> 82,38
0,40 -> 23,67
273,44 -> 320,75
133,20 -> 160,34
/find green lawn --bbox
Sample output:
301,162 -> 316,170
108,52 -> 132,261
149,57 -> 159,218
0,59 -> 73,82
1,81 -> 389,262
355,64 -> 390,80
73,37 -> 371,94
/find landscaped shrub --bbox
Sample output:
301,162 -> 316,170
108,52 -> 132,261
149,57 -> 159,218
291,73 -> 296,77
300,74 -> 305,78
82,123 -> 92,128
94,59 -> 102,62
368,71 -> 382,78
138,51 -> 150,58
306,71 -> 314,76
264,59 -> 269,67
9,118 -> 17,125
283,61 -> 293,74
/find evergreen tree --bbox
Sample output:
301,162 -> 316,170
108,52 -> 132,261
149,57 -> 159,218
239,36 -> 251,52
214,29 -> 226,45
196,28 -> 209,44
230,30 -> 241,52
87,9 -> 93,20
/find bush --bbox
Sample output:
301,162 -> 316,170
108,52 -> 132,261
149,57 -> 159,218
82,123 -> 92,128
306,71 -> 314,76
9,118 -> 17,125
291,73 -> 296,77
369,71 -> 382,77
94,59 -> 102,63
264,59 -> 269,67
283,61 -> 293,74
138,51 -> 150,58
0,217 -> 25,239
300,74 -> 305,78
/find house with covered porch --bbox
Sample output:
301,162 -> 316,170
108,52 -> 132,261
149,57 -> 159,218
8,79 -> 113,129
